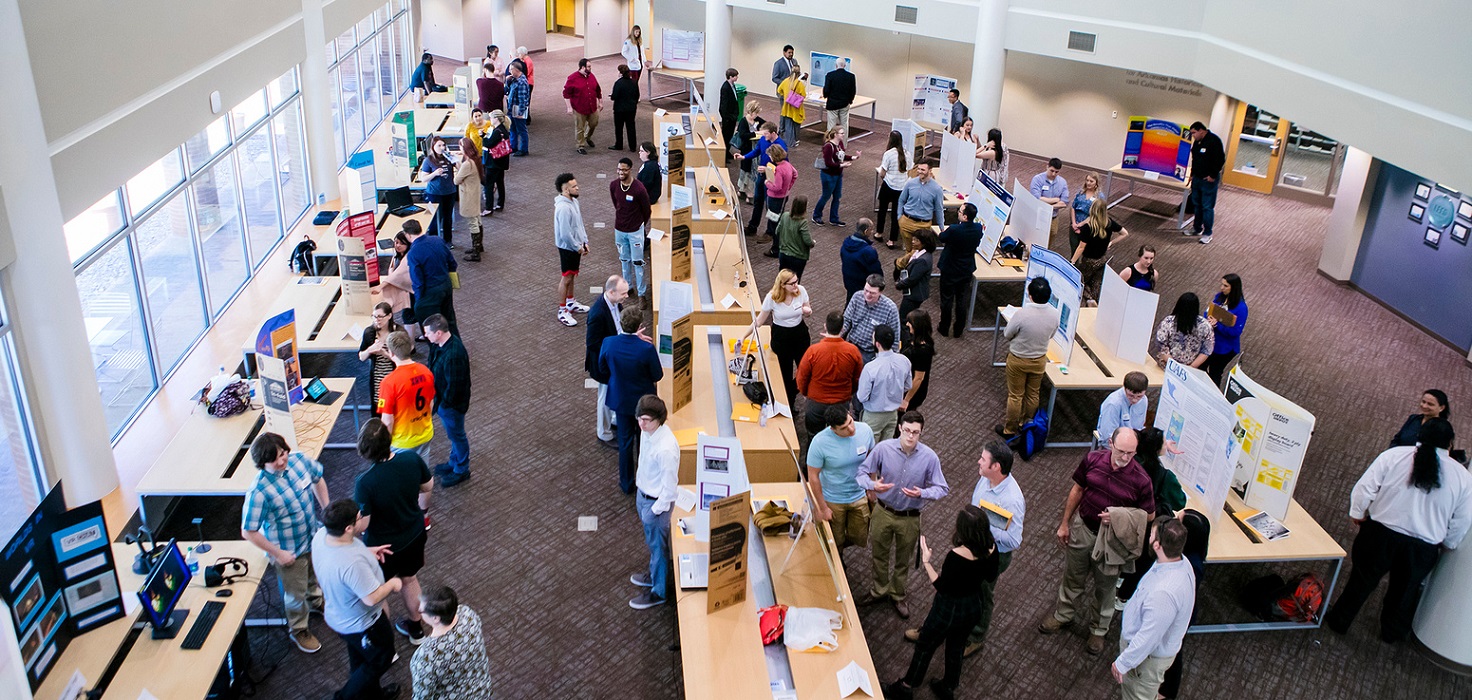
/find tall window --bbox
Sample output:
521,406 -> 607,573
0,295 -> 45,541
331,2 -> 415,167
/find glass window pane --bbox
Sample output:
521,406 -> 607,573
340,53 -> 364,154
231,90 -> 268,134
0,334 -> 42,540
1279,125 -> 1340,195
326,40 -> 336,66
124,150 -> 184,216
239,131 -> 284,266
358,16 -> 376,39
400,21 -> 414,88
388,18 -> 404,99
336,28 -> 356,58
329,69 -> 345,167
268,67 -> 299,108
77,240 -> 156,435
65,191 -> 125,264
135,195 -> 206,372
361,36 -> 383,128
274,101 -> 311,226
184,116 -> 231,173
190,158 -> 249,316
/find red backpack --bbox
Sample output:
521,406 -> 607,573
1274,573 -> 1326,623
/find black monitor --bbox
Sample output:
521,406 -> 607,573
383,186 -> 413,212
137,539 -> 192,639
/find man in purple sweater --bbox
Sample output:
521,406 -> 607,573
610,157 -> 652,296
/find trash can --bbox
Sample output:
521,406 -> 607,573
735,83 -> 747,120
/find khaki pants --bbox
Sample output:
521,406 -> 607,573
898,215 -> 931,254
826,107 -> 850,136
466,211 -> 483,252
1119,642 -> 1175,700
861,409 -> 898,442
275,551 -> 324,633
1004,352 -> 1047,434
575,111 -> 600,148
828,499 -> 871,550
1053,512 -> 1120,636
869,504 -> 921,600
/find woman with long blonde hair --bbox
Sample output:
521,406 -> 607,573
741,268 -> 812,403
1070,197 -> 1129,304
621,26 -> 644,82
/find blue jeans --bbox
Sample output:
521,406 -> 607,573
636,491 -> 672,600
510,117 -> 529,153
1190,178 -> 1218,234
615,227 -> 646,295
436,407 -> 469,475
815,171 -> 843,222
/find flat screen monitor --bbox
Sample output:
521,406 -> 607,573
137,539 -> 191,638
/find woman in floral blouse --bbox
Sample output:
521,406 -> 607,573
411,586 -> 495,699
1153,292 -> 1213,368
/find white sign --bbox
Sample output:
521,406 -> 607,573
1155,360 -> 1236,524
1008,180 -> 1053,250
969,171 -> 1013,262
891,119 -> 919,163
336,236 -> 372,314
693,435 -> 751,542
257,355 -> 298,450
939,132 -> 975,193
1093,268 -> 1160,365
1224,367 -> 1315,521
657,280 -> 693,368
659,28 -> 705,71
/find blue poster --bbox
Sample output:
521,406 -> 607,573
255,309 -> 303,404
808,52 -> 850,89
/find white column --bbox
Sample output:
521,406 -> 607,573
300,0 -> 340,202
1316,147 -> 1377,281
1415,529 -> 1472,667
491,0 -> 517,57
967,0 -> 1008,129
1208,92 -> 1233,138
0,0 -> 118,506
701,0 -> 731,109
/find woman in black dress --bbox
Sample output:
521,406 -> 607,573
900,310 -> 934,413
883,506 -> 999,700
1390,389 -> 1450,447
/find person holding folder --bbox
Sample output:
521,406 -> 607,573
1203,274 -> 1248,385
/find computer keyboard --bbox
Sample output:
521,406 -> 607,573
181,600 -> 225,650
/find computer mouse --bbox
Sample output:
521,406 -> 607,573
215,589 -> 233,598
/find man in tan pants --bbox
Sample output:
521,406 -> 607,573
995,277 -> 1059,439
563,58 -> 602,154
1113,518 -> 1195,699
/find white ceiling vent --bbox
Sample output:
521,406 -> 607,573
1067,31 -> 1097,53
895,6 -> 918,24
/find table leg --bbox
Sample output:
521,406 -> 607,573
989,309 -> 1005,367
1318,557 -> 1345,630
1176,188 -> 1195,231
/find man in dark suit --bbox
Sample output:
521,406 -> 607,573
822,59 -> 857,136
598,306 -> 664,494
585,274 -> 630,445
719,68 -> 740,147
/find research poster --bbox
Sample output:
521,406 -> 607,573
891,119 -> 920,163
808,51 -> 850,89
970,172 -> 1013,262
670,208 -> 693,282
255,309 -> 302,404
911,74 -> 957,126
1154,360 -> 1236,524
1093,269 -> 1159,365
1224,367 -> 1315,521
340,150 -> 377,214
1023,246 -> 1082,365
336,210 -> 379,287
939,132 -> 975,192
659,28 -> 705,71
658,280 -> 693,368
390,110 -> 416,170
672,315 -> 694,411
1121,117 -> 1192,181
694,435 -> 752,543
706,491 -> 751,614
258,355 -> 299,450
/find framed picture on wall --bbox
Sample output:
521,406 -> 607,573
1415,183 -> 1432,200
1424,226 -> 1442,249
1409,202 -> 1425,222
1458,200 -> 1472,221
1452,223 -> 1469,245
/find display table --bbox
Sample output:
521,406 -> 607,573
1104,164 -> 1194,230
673,482 -> 879,698
657,325 -> 800,483
35,541 -> 269,700
647,67 -> 704,103
651,233 -> 761,329
964,249 -> 1028,333
649,164 -> 741,237
237,277 -> 379,376
364,93 -> 453,191
133,377 -> 354,528
305,201 -> 437,274
652,111 -> 727,168
800,94 -> 878,141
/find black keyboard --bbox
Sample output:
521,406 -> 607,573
181,600 -> 225,650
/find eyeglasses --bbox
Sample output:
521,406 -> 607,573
899,427 -> 922,436
372,314 -> 389,320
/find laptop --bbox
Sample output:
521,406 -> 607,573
677,553 -> 709,590
302,377 -> 342,404
383,186 -> 424,217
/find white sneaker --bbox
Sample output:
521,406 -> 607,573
1199,235 -> 1213,245
558,309 -> 578,327
566,300 -> 590,313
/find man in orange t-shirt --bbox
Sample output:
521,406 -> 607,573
376,331 -> 435,459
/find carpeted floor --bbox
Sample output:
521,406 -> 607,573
198,39 -> 1470,700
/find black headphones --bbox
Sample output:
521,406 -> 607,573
204,557 -> 250,587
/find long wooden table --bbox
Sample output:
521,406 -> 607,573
364,93 -> 454,191
305,201 -> 437,274
647,67 -> 704,103
1104,164 -> 1194,231
799,94 -> 879,141
964,248 -> 1028,332
673,482 -> 880,698
650,153 -> 740,236
652,111 -> 726,168
238,277 -> 381,375
651,233 -> 761,329
35,541 -> 269,700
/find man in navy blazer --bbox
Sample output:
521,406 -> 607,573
598,305 -> 663,494
585,275 -> 630,445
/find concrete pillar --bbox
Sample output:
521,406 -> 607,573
1316,147 -> 1377,281
702,0 -> 731,110
491,0 -> 517,58
1208,92 -> 1233,139
1414,527 -> 1472,668
967,0 -> 1008,129
301,0 -> 341,202
0,0 -> 119,506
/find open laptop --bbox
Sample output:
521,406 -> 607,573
302,377 -> 342,404
677,553 -> 708,590
383,186 -> 423,217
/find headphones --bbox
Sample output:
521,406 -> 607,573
204,557 -> 250,587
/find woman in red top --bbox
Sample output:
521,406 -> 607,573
759,143 -> 797,257
812,127 -> 859,227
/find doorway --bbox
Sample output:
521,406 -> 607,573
548,0 -> 575,35
1223,103 -> 1346,203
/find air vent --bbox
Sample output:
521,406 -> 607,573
895,6 -> 918,24
766,0 -> 785,4
1067,31 -> 1097,53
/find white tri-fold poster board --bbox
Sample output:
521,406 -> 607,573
1008,180 -> 1053,250
1223,367 -> 1315,521
257,354 -> 299,450
1093,268 -> 1159,365
1022,246 -> 1082,365
693,435 -> 751,542
1154,360 -> 1235,524
939,132 -> 975,193
970,172 -> 1013,262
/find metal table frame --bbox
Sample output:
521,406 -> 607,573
1188,556 -> 1344,634
799,95 -> 879,142
1103,168 -> 1195,231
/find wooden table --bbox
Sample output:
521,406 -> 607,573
651,233 -> 762,330
964,247 -> 1028,333
1104,164 -> 1194,230
305,201 -> 437,274
658,325 -> 800,483
132,377 -> 354,528
652,111 -> 727,169
800,94 -> 878,141
673,482 -> 879,698
647,67 -> 704,103
35,542 -> 269,700
1187,491 -> 1345,634
238,277 -> 379,375
365,93 -> 453,191
650,163 -> 740,236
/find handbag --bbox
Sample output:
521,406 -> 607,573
783,82 -> 805,109
488,132 -> 512,159
201,379 -> 251,418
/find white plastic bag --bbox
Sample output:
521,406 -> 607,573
783,606 -> 841,652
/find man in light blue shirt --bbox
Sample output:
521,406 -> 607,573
896,163 -> 944,251
856,325 -> 911,440
958,441 -> 1027,655
806,404 -> 876,550
1113,518 -> 1195,700
1029,157 -> 1071,243
1095,372 -> 1149,445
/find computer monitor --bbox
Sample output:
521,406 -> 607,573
137,539 -> 192,639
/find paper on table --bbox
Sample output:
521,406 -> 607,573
345,323 -> 365,342
710,208 -> 729,220
138,691 -> 162,700
676,487 -> 698,513
59,670 -> 88,700
719,293 -> 739,309
583,378 -> 599,389
672,428 -> 702,446
705,137 -> 717,146
837,661 -> 874,697
648,227 -> 666,241
1143,170 -> 1160,180
760,402 -> 792,421
654,108 -> 668,116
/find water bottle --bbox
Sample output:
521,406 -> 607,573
185,546 -> 199,575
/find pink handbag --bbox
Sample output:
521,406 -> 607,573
783,81 -> 805,109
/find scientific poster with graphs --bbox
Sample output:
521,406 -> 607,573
1121,117 -> 1192,181
1224,367 -> 1315,521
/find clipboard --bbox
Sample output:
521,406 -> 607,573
976,498 -> 1014,530
1207,303 -> 1236,327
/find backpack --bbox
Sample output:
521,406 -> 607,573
290,239 -> 318,275
1007,407 -> 1049,461
1238,573 -> 1325,623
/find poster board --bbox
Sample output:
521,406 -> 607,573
339,151 -> 377,214
390,111 -> 417,170
670,208 -> 693,282
808,52 -> 850,89
659,28 -> 705,71
257,355 -> 299,450
336,210 -> 379,287
1008,179 -> 1053,250
255,309 -> 302,404
658,280 -> 693,369
1023,246 -> 1082,365
666,133 -> 687,187
891,119 -> 920,164
1093,268 -> 1159,365
1223,367 -> 1315,521
1121,117 -> 1191,181
452,66 -> 473,119
672,316 -> 694,411
706,491 -> 751,613
970,171 -> 1013,262
939,132 -> 975,192
911,74 -> 957,126
335,236 -> 371,315
658,122 -> 686,175
1154,360 -> 1236,524
694,435 -> 752,542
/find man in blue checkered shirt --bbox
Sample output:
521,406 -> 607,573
241,432 -> 330,654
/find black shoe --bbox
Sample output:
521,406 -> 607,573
881,682 -> 914,700
587,138 -> 596,148
577,147 -> 587,155
830,219 -> 848,227
763,250 -> 778,258
993,424 -> 1015,440
439,471 -> 470,488
609,144 -> 623,150
380,682 -> 402,699
928,680 -> 956,700
464,251 -> 481,262
394,618 -> 427,645
512,151 -> 527,157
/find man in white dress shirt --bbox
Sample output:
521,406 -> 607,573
629,395 -> 681,610
1113,517 -> 1194,700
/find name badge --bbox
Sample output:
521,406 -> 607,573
856,445 -> 869,457
1041,185 -> 1050,192
1199,147 -> 1206,153
625,195 -> 634,201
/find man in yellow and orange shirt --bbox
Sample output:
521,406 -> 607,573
376,331 -> 435,460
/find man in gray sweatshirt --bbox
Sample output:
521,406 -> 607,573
554,172 -> 590,327
998,277 -> 1060,438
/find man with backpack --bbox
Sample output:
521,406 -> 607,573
996,277 -> 1058,442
